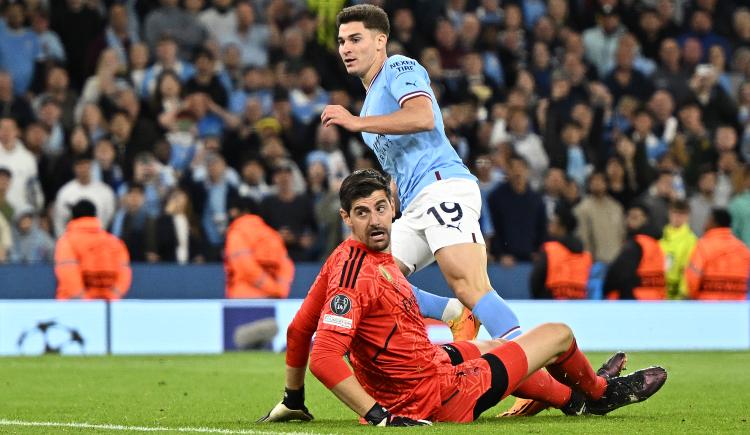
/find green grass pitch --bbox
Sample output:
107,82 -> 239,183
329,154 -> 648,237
1,351 -> 749,434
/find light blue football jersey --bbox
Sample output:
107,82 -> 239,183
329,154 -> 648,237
359,55 -> 476,210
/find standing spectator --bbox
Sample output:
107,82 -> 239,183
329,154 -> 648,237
652,39 -> 692,105
638,171 -> 678,231
260,161 -> 318,261
144,0 -> 207,59
0,118 -> 41,213
77,49 -> 129,119
36,98 -> 66,157
604,35 -> 654,105
686,209 -> 750,300
530,204 -> 591,300
238,159 -> 271,203
390,8 -> 427,59
92,137 -> 125,193
574,171 -> 625,263
54,200 -> 131,300
35,67 -> 77,131
224,198 -> 294,298
289,66 -> 329,128
200,0 -> 237,44
128,43 -> 150,93
9,211 -> 55,264
219,1 -> 274,68
110,183 -> 155,262
505,109 -> 548,190
0,72 -> 34,128
184,49 -> 229,108
53,154 -> 117,237
690,166 -> 720,236
582,5 -> 625,78
659,200 -> 697,299
0,3 -> 40,96
151,187 -> 204,263
729,165 -> 750,246
604,203 -> 666,300
487,154 -> 547,265
50,0 -> 103,90
605,155 -> 637,209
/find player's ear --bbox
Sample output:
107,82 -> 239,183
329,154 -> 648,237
377,33 -> 387,51
339,208 -> 352,228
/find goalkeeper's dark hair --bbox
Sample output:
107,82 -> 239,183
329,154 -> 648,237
336,4 -> 390,37
339,169 -> 391,213
71,200 -> 97,219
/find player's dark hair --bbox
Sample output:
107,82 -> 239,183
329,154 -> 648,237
339,169 -> 391,213
554,203 -> 578,234
71,200 -> 97,219
711,208 -> 732,228
336,4 -> 390,37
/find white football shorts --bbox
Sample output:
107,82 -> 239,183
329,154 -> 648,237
391,178 -> 485,275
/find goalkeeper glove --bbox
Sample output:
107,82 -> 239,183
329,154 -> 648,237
364,403 -> 432,427
257,387 -> 314,422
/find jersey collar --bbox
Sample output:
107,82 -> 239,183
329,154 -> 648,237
365,59 -> 387,94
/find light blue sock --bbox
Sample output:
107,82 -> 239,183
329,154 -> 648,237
411,285 -> 450,320
472,290 -> 521,339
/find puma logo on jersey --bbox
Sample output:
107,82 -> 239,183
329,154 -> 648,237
405,81 -> 417,87
446,222 -> 462,232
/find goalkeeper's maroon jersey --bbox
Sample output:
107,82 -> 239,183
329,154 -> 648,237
286,238 -> 442,417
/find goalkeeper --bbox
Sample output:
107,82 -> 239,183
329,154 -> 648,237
259,170 -> 667,425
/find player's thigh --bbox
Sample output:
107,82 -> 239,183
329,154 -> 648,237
390,215 -> 434,276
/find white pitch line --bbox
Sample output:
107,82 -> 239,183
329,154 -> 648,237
0,419 -> 328,434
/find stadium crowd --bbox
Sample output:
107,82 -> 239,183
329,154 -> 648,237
2,0 -> 750,299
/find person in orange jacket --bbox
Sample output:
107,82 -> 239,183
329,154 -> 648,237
55,200 -> 131,300
530,204 -> 592,299
604,203 -> 666,300
685,208 -> 750,300
225,198 -> 294,298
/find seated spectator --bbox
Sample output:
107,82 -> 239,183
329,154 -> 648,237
260,161 -> 318,261
604,203 -> 666,300
487,154 -> 547,265
530,204 -> 591,300
224,198 -> 294,298
55,200 -> 131,300
658,200 -> 697,300
9,210 -> 55,264
53,154 -> 117,237
150,188 -> 205,264
0,117 -> 43,213
686,208 -> 750,300
729,165 -> 750,246
110,183 -> 156,262
574,171 -> 625,263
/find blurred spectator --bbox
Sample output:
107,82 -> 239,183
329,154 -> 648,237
120,152 -> 175,218
306,159 -> 342,259
9,210 -> 54,264
604,203 -> 666,300
77,48 -> 129,119
0,117 -> 42,213
140,36 -> 195,98
87,3 -> 139,70
688,64 -> 737,132
110,183 -> 156,262
0,211 -> 10,263
0,167 -> 12,222
184,49 -> 229,108
583,5 -> 625,78
530,204 -> 591,300
638,171 -> 679,231
109,110 -> 159,181
91,137 -> 125,193
0,3 -> 41,96
605,155 -> 636,209
604,34 -> 654,104
36,98 -> 65,157
659,200 -> 697,300
504,109 -> 548,190
729,165 -> 750,246
184,152 -> 239,260
686,208 -> 750,300
219,1 -> 274,68
651,38 -> 691,104
36,67 -> 77,130
310,124 -> 350,188
574,171 -> 625,263
30,9 -> 66,64
689,166 -> 720,236
260,161 -> 318,262
487,154 -> 547,265
238,159 -> 271,203
53,154 -> 116,237
200,0 -> 236,44
151,188 -> 204,264
716,150 -> 744,206
0,72 -> 34,129
128,43 -> 150,93
50,0 -> 103,90
54,200 -> 131,300
290,66 -> 329,128
144,0 -> 207,59
391,8 -> 427,59
225,198 -> 293,298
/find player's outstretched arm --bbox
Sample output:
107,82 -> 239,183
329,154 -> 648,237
321,97 -> 434,135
